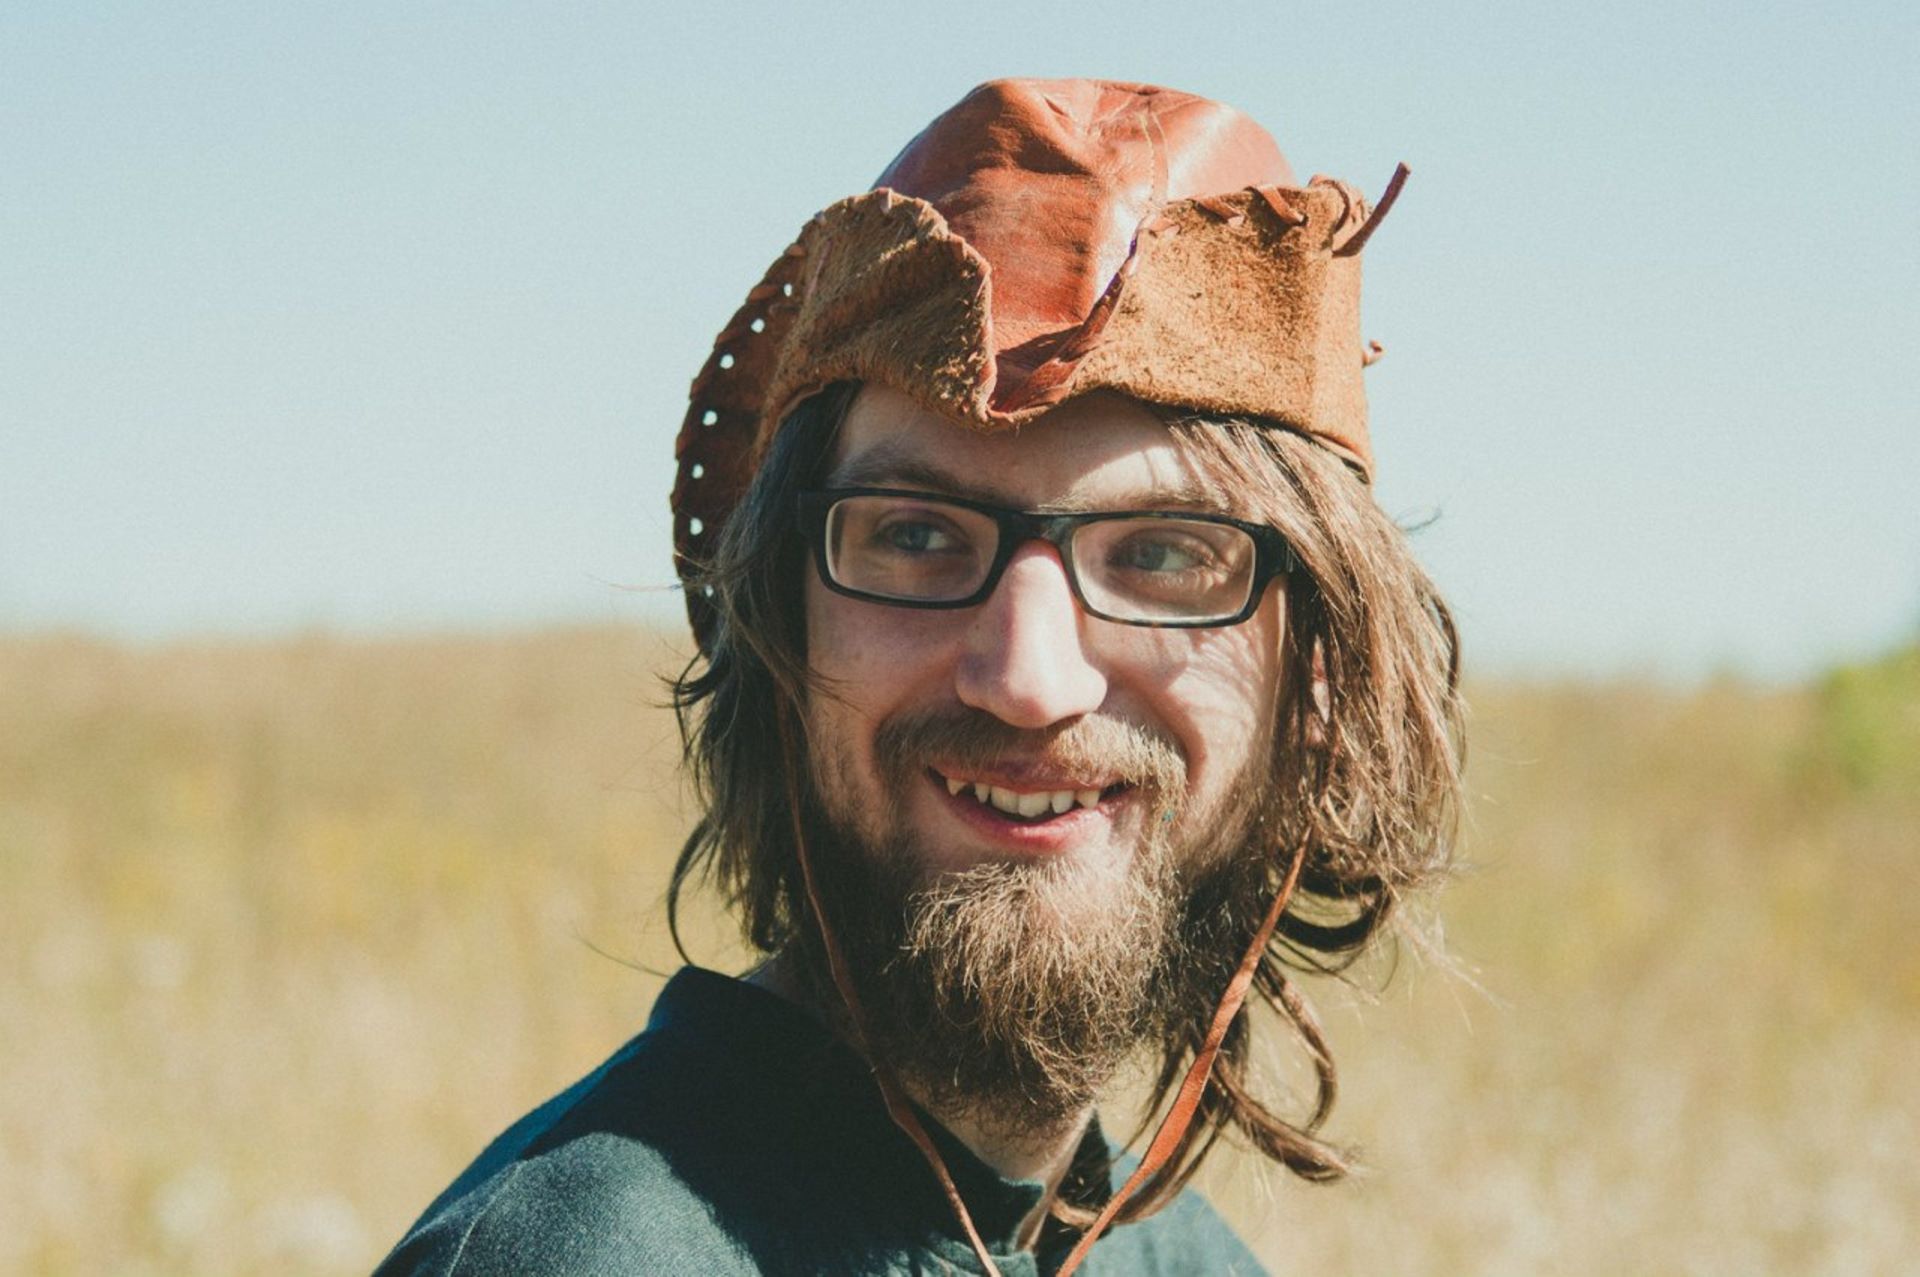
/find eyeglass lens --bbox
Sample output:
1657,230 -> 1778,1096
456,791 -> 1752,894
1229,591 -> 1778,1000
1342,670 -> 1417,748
821,493 -> 1258,622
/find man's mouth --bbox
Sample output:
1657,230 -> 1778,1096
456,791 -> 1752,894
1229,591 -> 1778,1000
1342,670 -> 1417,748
927,767 -> 1130,823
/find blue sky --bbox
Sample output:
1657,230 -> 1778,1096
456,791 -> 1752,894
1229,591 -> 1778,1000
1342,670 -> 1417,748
3,2 -> 1915,680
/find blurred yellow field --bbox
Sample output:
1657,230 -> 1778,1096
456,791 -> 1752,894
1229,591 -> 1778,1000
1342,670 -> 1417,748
3,627 -> 1915,1275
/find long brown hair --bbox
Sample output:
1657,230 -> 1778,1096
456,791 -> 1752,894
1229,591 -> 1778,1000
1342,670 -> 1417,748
668,385 -> 1464,1221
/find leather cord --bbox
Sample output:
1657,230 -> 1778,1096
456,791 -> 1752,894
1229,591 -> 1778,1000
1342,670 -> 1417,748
1051,832 -> 1309,1276
776,710 -> 1006,1275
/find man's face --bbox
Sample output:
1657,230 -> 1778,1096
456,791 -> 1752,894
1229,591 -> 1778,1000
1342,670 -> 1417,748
805,383 -> 1286,889
798,385 -> 1289,1123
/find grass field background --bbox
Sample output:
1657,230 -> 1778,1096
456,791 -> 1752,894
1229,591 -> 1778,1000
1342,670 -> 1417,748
3,626 -> 1915,1275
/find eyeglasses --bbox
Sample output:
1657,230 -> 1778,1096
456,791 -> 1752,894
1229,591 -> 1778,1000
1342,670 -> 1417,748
796,487 -> 1297,628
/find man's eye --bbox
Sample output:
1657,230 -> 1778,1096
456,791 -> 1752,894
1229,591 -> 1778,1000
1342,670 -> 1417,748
1113,536 -> 1212,574
875,519 -> 963,554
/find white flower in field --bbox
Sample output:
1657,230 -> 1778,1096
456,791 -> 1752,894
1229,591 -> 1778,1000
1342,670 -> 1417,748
153,1165 -> 228,1244
130,932 -> 191,992
253,1192 -> 369,1269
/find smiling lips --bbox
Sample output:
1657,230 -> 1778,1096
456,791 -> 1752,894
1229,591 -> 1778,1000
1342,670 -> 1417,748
930,768 -> 1119,820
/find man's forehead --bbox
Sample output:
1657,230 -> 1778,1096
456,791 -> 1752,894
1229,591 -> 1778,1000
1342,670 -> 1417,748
825,385 -> 1223,513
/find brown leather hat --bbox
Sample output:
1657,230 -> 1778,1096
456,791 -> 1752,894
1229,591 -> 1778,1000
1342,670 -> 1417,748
672,78 -> 1403,642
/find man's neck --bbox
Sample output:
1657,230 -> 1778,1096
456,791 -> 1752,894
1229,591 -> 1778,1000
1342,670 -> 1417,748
743,952 -> 1094,1193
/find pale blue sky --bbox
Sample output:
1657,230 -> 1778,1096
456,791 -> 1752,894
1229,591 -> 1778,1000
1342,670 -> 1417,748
4,2 -> 1915,680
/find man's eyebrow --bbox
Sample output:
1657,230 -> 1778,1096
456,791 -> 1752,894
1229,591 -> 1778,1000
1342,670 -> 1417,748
826,445 -> 1226,513
827,449 -> 981,496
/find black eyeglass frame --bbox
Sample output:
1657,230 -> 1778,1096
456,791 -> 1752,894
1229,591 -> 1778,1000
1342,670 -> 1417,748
796,486 -> 1300,629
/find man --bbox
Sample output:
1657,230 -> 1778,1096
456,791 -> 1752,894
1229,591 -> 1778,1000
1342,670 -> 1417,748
378,78 -> 1462,1276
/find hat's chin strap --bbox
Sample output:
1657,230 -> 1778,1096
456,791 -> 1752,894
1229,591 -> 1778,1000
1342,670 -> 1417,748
777,712 -> 1307,1277
777,716 -> 1004,1273
1052,834 -> 1307,1275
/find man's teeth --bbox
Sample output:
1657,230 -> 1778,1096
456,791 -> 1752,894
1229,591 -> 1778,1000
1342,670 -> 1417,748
940,775 -> 1103,817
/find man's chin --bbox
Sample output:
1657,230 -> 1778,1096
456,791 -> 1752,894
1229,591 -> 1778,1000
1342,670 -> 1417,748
821,821 -> 1182,1128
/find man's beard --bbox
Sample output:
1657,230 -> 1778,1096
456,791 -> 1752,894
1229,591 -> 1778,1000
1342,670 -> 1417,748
799,705 -> 1273,1139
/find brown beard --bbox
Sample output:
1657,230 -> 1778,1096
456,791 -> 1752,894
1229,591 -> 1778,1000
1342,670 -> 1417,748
799,705 -> 1273,1138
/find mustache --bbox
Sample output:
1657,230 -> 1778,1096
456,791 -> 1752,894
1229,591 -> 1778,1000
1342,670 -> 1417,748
870,705 -> 1187,797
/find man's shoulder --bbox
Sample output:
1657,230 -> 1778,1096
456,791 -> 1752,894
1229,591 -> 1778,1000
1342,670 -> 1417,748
374,1131 -> 754,1277
373,969 -> 807,1276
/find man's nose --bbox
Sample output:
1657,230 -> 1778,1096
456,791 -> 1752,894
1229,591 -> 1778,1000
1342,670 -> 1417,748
953,541 -> 1108,728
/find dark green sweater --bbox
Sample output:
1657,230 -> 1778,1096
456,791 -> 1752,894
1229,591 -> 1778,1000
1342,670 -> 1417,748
375,967 -> 1267,1276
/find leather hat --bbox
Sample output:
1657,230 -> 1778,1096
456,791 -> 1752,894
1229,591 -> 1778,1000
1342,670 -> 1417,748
671,78 -> 1404,644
